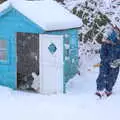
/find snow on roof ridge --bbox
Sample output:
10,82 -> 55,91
0,1 -> 10,13
0,0 -> 82,31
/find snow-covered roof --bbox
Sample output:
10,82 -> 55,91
0,0 -> 9,12
0,0 -> 82,31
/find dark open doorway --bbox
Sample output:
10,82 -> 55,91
16,32 -> 39,92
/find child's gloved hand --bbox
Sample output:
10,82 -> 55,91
110,59 -> 120,68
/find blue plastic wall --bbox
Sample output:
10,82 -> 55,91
0,7 -> 79,90
0,7 -> 44,89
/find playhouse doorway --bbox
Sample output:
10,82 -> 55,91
16,32 -> 39,92
16,33 -> 64,94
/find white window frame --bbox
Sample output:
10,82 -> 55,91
0,40 -> 8,62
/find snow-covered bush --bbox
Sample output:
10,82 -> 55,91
66,0 -> 110,44
64,0 -> 120,44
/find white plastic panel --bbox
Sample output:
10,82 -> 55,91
39,34 -> 64,94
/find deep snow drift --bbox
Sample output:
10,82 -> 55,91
0,54 -> 120,120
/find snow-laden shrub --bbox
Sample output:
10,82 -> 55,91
71,0 -> 110,43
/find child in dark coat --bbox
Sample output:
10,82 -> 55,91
96,25 -> 120,97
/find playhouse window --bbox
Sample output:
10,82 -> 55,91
0,40 -> 8,61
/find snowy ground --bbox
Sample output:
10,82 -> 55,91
0,56 -> 120,120
0,0 -> 120,119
